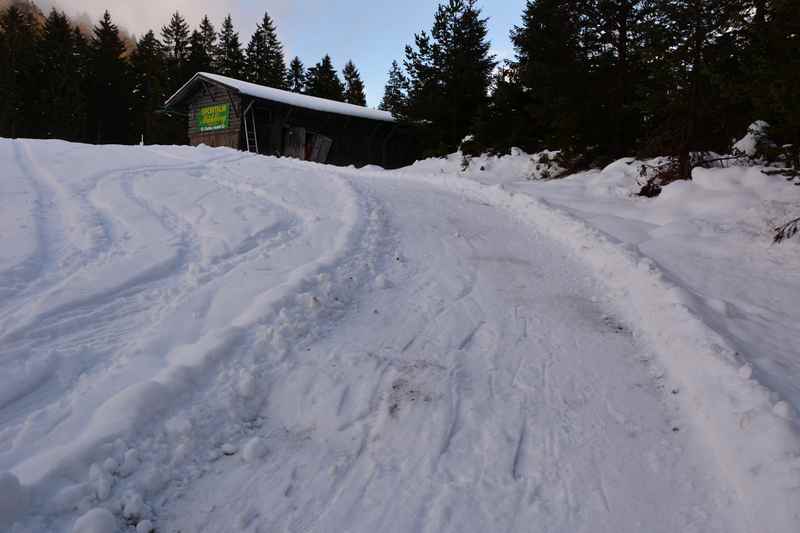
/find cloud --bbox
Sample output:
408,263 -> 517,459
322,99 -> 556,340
49,0 -> 288,38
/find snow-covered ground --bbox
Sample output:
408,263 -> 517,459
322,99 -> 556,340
1,139 -> 798,532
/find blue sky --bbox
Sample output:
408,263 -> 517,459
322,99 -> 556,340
57,0 -> 527,107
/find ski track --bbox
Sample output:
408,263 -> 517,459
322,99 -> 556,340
0,141 -> 792,532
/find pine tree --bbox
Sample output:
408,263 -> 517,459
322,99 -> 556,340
35,9 -> 86,140
130,30 -> 171,144
583,0 -> 652,159
187,30 -> 209,74
245,11 -> 287,88
342,60 -> 367,106
187,16 -> 218,75
504,0 -> 587,153
287,56 -> 306,93
86,11 -> 132,144
646,0 -> 748,179
0,4 -> 40,138
750,0 -> 800,168
161,11 -> 190,89
71,26 -> 90,141
379,60 -> 407,115
215,14 -> 245,79
403,0 -> 496,154
305,54 -> 345,101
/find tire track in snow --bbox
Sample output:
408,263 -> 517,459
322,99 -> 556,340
10,163 -> 389,532
0,144 -> 223,336
0,152 -> 313,500
0,142 -> 47,306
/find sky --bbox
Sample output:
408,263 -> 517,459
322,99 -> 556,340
50,0 -> 527,107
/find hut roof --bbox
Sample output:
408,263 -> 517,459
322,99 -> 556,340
165,72 -> 396,123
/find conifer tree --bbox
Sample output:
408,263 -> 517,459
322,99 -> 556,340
287,56 -> 306,93
187,16 -> 218,75
35,9 -> 86,140
86,11 -> 131,144
403,0 -> 496,154
131,30 -> 173,144
583,0 -> 651,159
379,60 -> 407,115
245,12 -> 287,88
197,16 -> 217,71
750,0 -> 800,168
342,60 -> 367,106
215,14 -> 245,79
187,30 -> 210,74
305,54 -> 345,101
0,4 -> 40,138
71,25 -> 90,141
503,0 -> 587,154
161,11 -> 190,89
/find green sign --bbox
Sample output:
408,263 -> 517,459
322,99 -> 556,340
197,103 -> 230,132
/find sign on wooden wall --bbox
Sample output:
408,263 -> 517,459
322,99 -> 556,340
197,103 -> 231,132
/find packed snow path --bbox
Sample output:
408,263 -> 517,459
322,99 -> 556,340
0,140 -> 793,532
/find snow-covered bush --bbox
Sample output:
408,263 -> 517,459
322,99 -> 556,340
732,121 -> 781,163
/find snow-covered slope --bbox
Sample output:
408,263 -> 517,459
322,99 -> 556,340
1,139 -> 798,532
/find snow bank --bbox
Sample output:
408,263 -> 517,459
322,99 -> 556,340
405,148 -> 564,183
362,159 -> 800,531
71,508 -> 116,533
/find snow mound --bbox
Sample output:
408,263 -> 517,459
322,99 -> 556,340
72,508 -> 117,533
405,148 -> 564,183
242,437 -> 268,462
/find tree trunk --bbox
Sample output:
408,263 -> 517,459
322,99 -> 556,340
680,0 -> 705,181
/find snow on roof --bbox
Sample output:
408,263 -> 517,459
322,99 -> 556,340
166,72 -> 396,123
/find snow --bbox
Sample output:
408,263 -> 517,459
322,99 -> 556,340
0,472 -> 29,528
242,437 -> 268,462
407,147 -> 565,180
1,138 -> 798,532
135,520 -> 154,533
733,120 -> 770,157
71,508 -> 116,533
167,72 -> 396,123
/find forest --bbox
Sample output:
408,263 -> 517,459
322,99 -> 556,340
0,0 -> 798,188
0,0 -> 368,147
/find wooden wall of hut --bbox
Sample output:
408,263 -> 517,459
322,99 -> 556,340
246,98 -> 415,168
186,82 -> 243,149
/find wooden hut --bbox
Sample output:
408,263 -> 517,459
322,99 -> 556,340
164,72 -> 415,169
